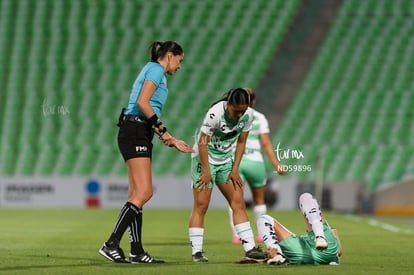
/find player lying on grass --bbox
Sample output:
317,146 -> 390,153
257,192 -> 342,265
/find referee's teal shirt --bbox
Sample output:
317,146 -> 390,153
126,62 -> 167,118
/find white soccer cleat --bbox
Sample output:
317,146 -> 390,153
315,236 -> 328,250
267,253 -> 289,265
329,255 -> 340,265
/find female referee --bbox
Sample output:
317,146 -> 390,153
99,41 -> 193,264
189,88 -> 268,263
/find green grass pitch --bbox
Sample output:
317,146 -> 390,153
1,208 -> 413,274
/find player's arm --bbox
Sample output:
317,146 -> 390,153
228,131 -> 248,189
137,80 -> 169,138
138,80 -> 192,152
331,228 -> 343,257
259,133 -> 285,175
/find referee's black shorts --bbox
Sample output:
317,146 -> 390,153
117,120 -> 154,161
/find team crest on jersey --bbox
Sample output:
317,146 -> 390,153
238,121 -> 245,129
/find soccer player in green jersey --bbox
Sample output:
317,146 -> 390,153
258,192 -> 342,265
189,88 -> 267,262
228,88 -> 285,244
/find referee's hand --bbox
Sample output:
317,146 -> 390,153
161,134 -> 194,153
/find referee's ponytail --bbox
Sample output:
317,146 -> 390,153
149,41 -> 183,62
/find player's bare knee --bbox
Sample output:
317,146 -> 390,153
130,189 -> 153,203
229,204 -> 246,215
194,203 -> 209,215
229,197 -> 246,209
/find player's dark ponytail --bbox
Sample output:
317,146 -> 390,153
149,41 -> 183,62
210,88 -> 250,107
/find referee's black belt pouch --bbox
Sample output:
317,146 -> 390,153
117,108 -> 148,126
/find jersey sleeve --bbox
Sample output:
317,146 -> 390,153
145,65 -> 164,87
199,106 -> 219,137
258,113 -> 270,134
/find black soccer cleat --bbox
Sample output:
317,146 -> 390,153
192,251 -> 208,262
98,242 -> 129,263
245,246 -> 268,260
129,252 -> 165,264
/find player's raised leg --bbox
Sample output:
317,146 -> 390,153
299,193 -> 327,250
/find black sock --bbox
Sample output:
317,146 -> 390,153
106,202 -> 139,247
129,209 -> 144,255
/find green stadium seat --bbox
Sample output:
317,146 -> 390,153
272,0 -> 414,189
5,0 -> 412,188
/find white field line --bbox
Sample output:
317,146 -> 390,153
344,214 -> 413,235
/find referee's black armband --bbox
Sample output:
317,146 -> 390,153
159,126 -> 167,134
148,114 -> 167,134
148,114 -> 162,128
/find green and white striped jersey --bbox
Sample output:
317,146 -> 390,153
192,101 -> 254,165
